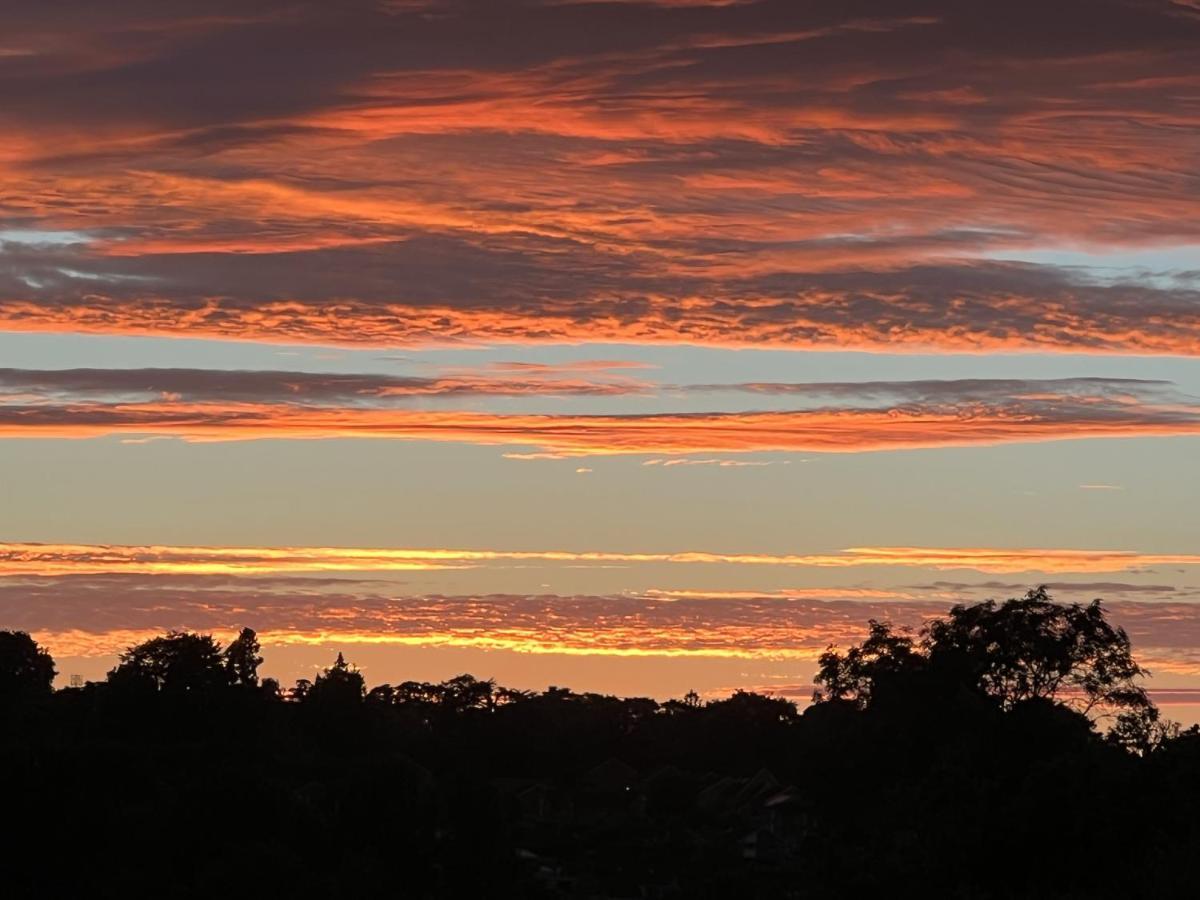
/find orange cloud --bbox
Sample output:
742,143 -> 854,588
3,275 -> 1200,355
641,588 -> 915,600
1,2 -> 1199,352
0,365 -> 653,402
6,575 -> 1200,681
3,541 -> 1200,577
1,375 -> 1198,454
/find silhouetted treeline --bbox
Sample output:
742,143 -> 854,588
3,590 -> 1200,899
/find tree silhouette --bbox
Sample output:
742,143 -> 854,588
304,652 -> 366,706
6,594 -> 1200,900
1108,703 -> 1180,754
926,587 -> 1151,716
812,618 -> 924,706
495,686 -> 534,706
290,677 -> 313,702
108,631 -> 230,694
224,627 -> 263,687
0,630 -> 56,701
706,689 -> 798,725
440,673 -> 497,712
815,588 -> 1155,723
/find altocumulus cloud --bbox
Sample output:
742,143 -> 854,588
7,573 -> 1200,680
0,1 -> 1199,352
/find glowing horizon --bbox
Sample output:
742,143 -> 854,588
3,0 -> 1199,714
5,539 -> 1200,577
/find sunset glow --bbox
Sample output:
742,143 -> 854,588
6,540 -> 1200,577
2,0 -> 1199,712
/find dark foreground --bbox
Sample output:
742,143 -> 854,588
3,590 -> 1199,898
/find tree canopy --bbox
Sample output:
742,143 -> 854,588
815,587 -> 1152,724
108,630 -> 230,694
306,651 -> 366,706
224,627 -> 263,687
0,630 -> 56,701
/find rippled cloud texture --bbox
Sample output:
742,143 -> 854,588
9,574 -> 1200,691
2,0 -> 1199,351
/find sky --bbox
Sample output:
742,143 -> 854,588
2,0 -> 1200,719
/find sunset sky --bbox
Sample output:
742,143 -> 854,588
2,0 -> 1199,718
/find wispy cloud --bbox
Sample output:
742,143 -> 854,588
0,365 -> 653,403
4,541 -> 1200,577
907,580 -> 1187,597
643,457 -> 781,467
2,373 -> 1198,455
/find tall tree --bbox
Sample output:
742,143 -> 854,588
304,652 -> 366,706
0,630 -> 56,701
224,627 -> 263,687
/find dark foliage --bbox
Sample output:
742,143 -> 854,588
224,626 -> 263,687
2,591 -> 1198,898
0,629 -> 55,701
